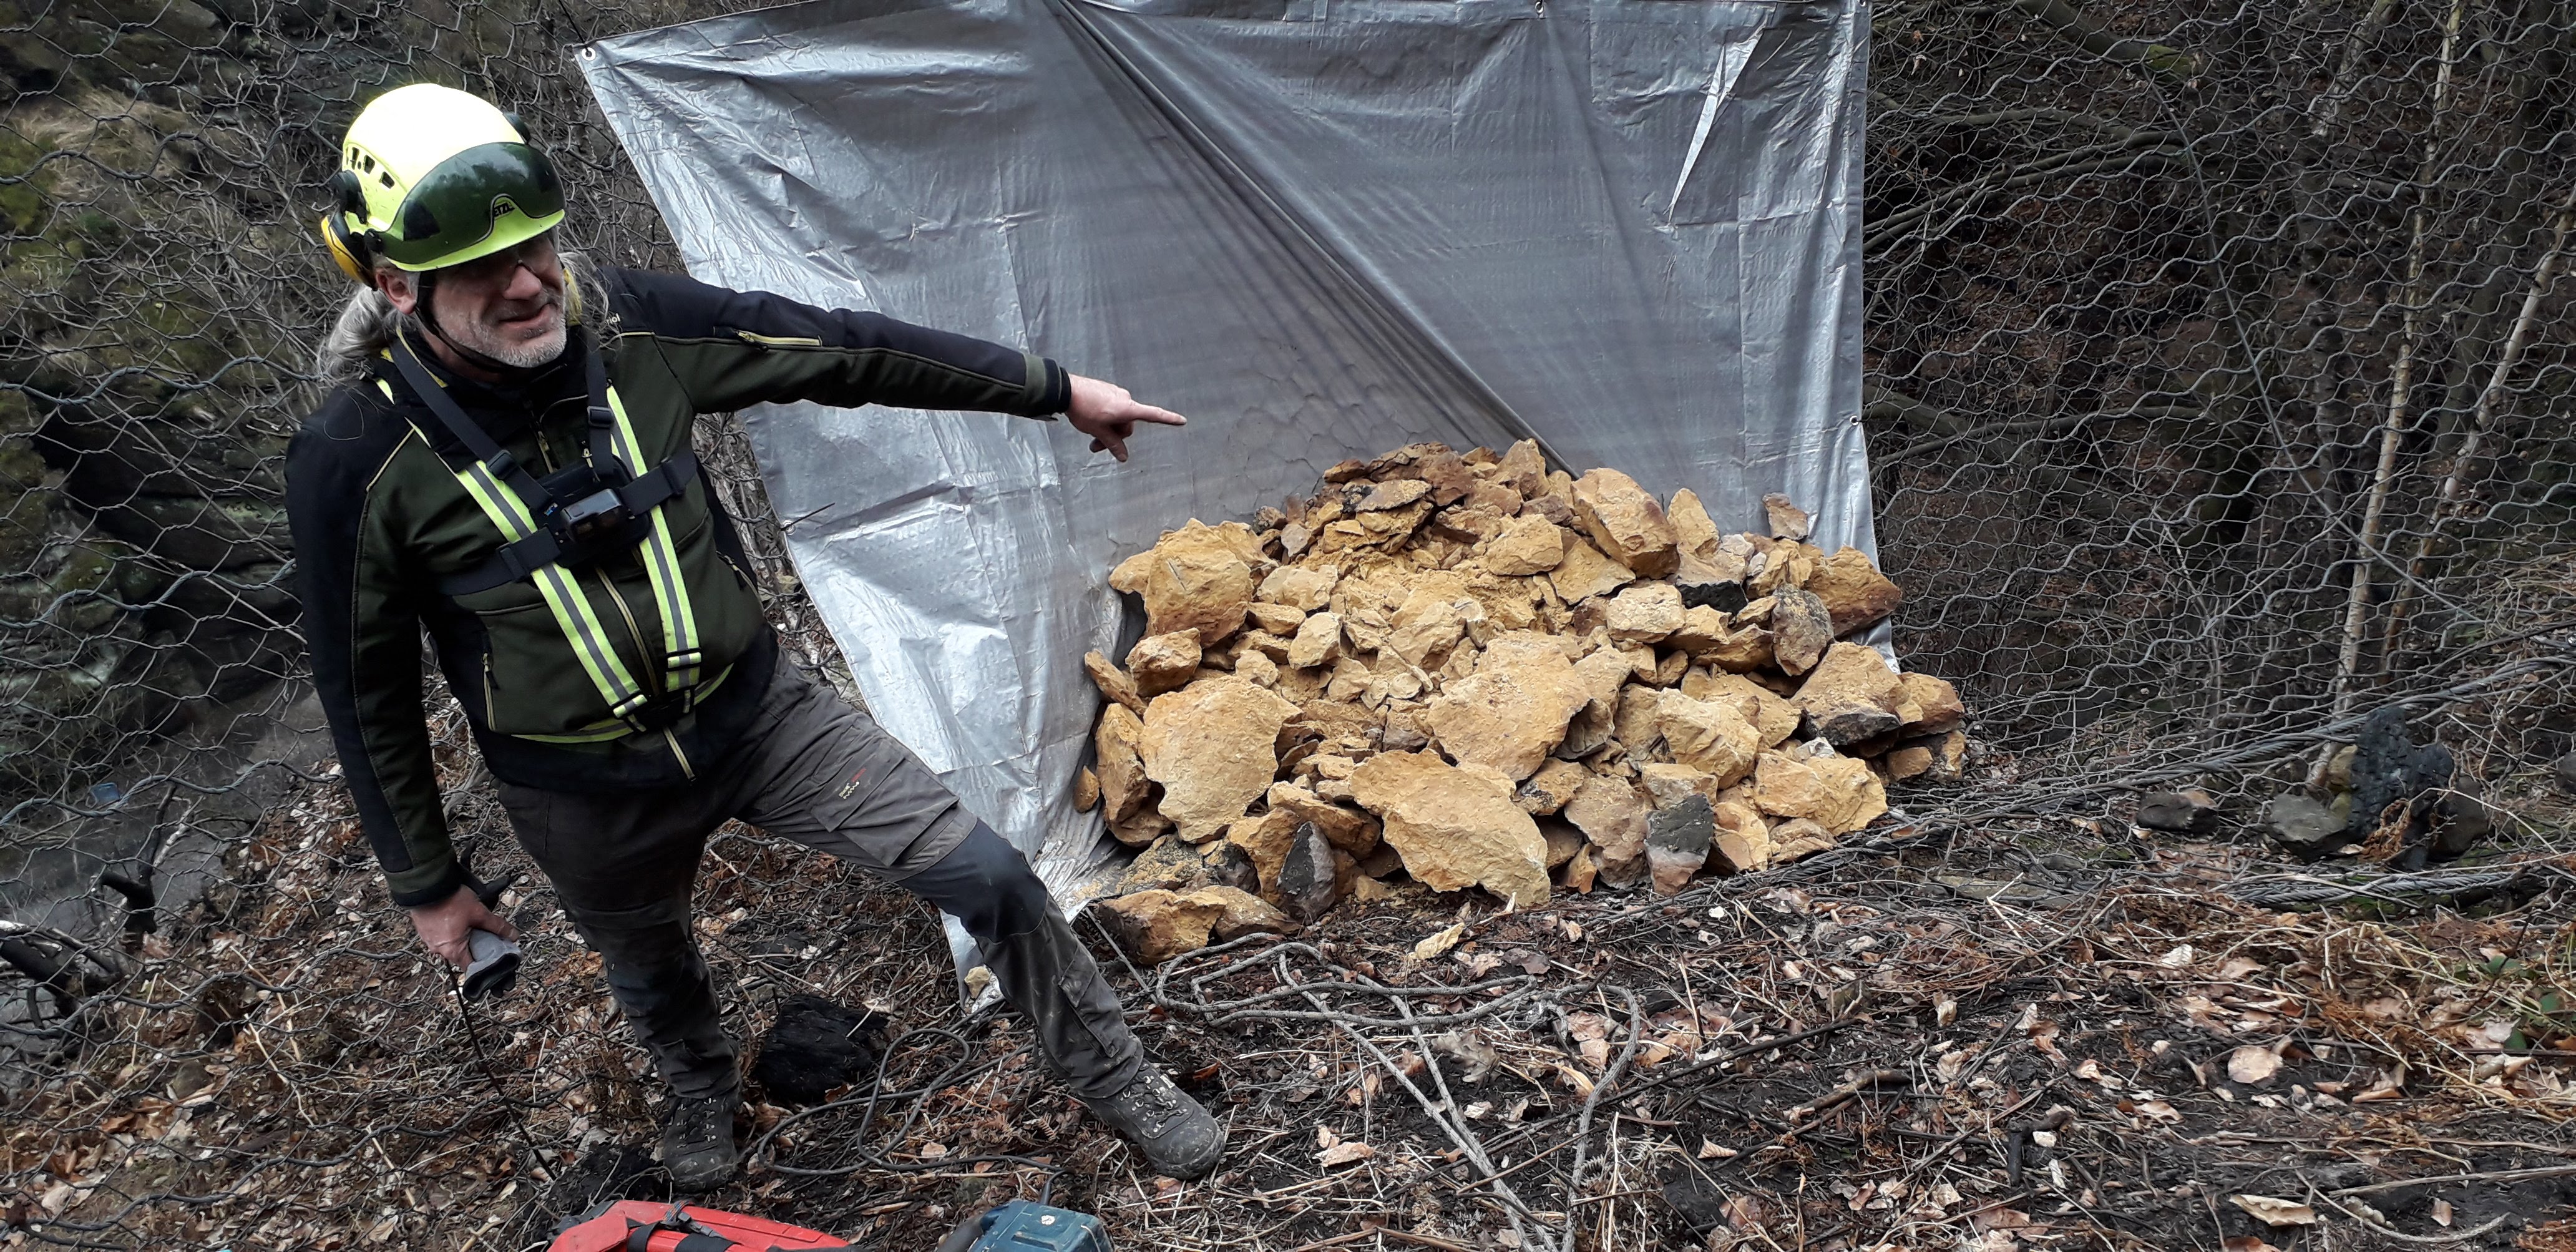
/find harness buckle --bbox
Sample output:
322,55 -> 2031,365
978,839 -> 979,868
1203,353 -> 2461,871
620,685 -> 698,734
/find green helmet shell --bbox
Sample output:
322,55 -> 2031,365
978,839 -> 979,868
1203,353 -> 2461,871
333,84 -> 567,273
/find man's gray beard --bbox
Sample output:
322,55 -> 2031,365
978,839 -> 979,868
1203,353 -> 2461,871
458,313 -> 567,369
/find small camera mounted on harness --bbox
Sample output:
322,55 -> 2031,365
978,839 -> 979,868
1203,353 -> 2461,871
534,457 -> 647,566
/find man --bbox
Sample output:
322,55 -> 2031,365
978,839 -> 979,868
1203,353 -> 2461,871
287,83 -> 1221,1189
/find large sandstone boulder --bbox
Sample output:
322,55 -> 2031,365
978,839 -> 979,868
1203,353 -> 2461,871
1657,691 -> 1762,785
1750,748 -> 1887,835
1571,469 -> 1679,577
1896,672 -> 1966,735
1790,642 -> 1906,748
1110,521 -> 1257,645
1683,669 -> 1802,747
1769,587 -> 1835,676
1139,677 -> 1300,841
1093,703 -> 1157,840
1563,773 -> 1651,889
1094,886 -> 1290,964
1349,751 -> 1551,907
1606,582 -> 1684,644
1808,547 -> 1903,636
1127,629 -> 1203,697
1485,514 -> 1568,575
1423,631 -> 1591,780
1550,534 -> 1635,604
1667,489 -> 1722,562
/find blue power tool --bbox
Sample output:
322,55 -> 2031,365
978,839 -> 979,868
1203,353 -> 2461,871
935,1201 -> 1110,1252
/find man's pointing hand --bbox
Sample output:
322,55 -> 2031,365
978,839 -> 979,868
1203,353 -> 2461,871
1066,374 -> 1186,463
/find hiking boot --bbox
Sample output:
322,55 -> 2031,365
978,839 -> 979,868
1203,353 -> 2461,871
660,1093 -> 741,1191
1081,1068 -> 1225,1180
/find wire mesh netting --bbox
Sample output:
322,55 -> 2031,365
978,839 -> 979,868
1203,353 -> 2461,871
2,0 -> 2572,1247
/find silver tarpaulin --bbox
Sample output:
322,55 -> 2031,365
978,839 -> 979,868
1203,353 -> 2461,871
578,0 -> 1869,917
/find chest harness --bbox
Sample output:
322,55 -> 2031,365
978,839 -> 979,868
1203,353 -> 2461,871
388,334 -> 725,742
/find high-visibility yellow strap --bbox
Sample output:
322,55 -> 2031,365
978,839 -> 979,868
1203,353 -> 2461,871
452,459 -> 651,725
603,386 -> 703,690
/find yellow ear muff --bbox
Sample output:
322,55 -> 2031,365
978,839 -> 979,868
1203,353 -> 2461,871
321,168 -> 378,285
321,212 -> 374,285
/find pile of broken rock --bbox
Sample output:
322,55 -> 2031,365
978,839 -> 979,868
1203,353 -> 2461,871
1076,441 -> 1972,963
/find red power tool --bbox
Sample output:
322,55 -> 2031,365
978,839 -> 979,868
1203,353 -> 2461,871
549,1201 -> 849,1251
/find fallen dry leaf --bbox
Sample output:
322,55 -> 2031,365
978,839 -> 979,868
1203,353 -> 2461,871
2432,1198 -> 2453,1228
2159,944 -> 2195,968
1413,924 -> 1466,960
1319,1141 -> 1377,1167
2231,1195 -> 2318,1226
2227,1044 -> 2281,1085
1699,1139 -> 1737,1160
2134,1100 -> 2182,1123
2220,1239 -> 2282,1252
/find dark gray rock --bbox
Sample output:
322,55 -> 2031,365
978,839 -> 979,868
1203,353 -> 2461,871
2135,790 -> 2218,834
1645,793 -> 1714,895
2266,794 -> 2348,859
1202,840 -> 1261,895
1673,560 -> 1748,614
1274,821 -> 1343,922
2345,707 -> 2451,840
1804,704 -> 1903,751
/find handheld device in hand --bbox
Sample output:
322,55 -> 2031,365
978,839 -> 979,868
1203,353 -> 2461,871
936,1201 -> 1110,1252
461,927 -> 521,999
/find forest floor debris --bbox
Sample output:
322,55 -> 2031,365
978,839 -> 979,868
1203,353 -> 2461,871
4,746 -> 2573,1251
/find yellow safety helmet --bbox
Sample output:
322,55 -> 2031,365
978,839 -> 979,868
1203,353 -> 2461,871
319,84 -> 567,284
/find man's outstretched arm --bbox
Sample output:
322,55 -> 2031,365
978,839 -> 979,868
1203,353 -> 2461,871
607,267 -> 1183,456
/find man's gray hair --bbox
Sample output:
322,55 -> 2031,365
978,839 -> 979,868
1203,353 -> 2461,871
311,248 -> 604,386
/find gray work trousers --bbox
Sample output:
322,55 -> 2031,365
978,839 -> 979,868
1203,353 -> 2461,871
495,662 -> 1143,1102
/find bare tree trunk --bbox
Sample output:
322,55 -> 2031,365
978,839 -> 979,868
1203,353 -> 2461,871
2313,0 -> 2467,783
2380,197 -> 2576,648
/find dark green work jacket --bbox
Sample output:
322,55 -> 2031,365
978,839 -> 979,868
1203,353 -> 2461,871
286,267 -> 1070,906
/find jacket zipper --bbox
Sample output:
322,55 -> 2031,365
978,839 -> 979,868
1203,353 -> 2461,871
734,330 -> 823,348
